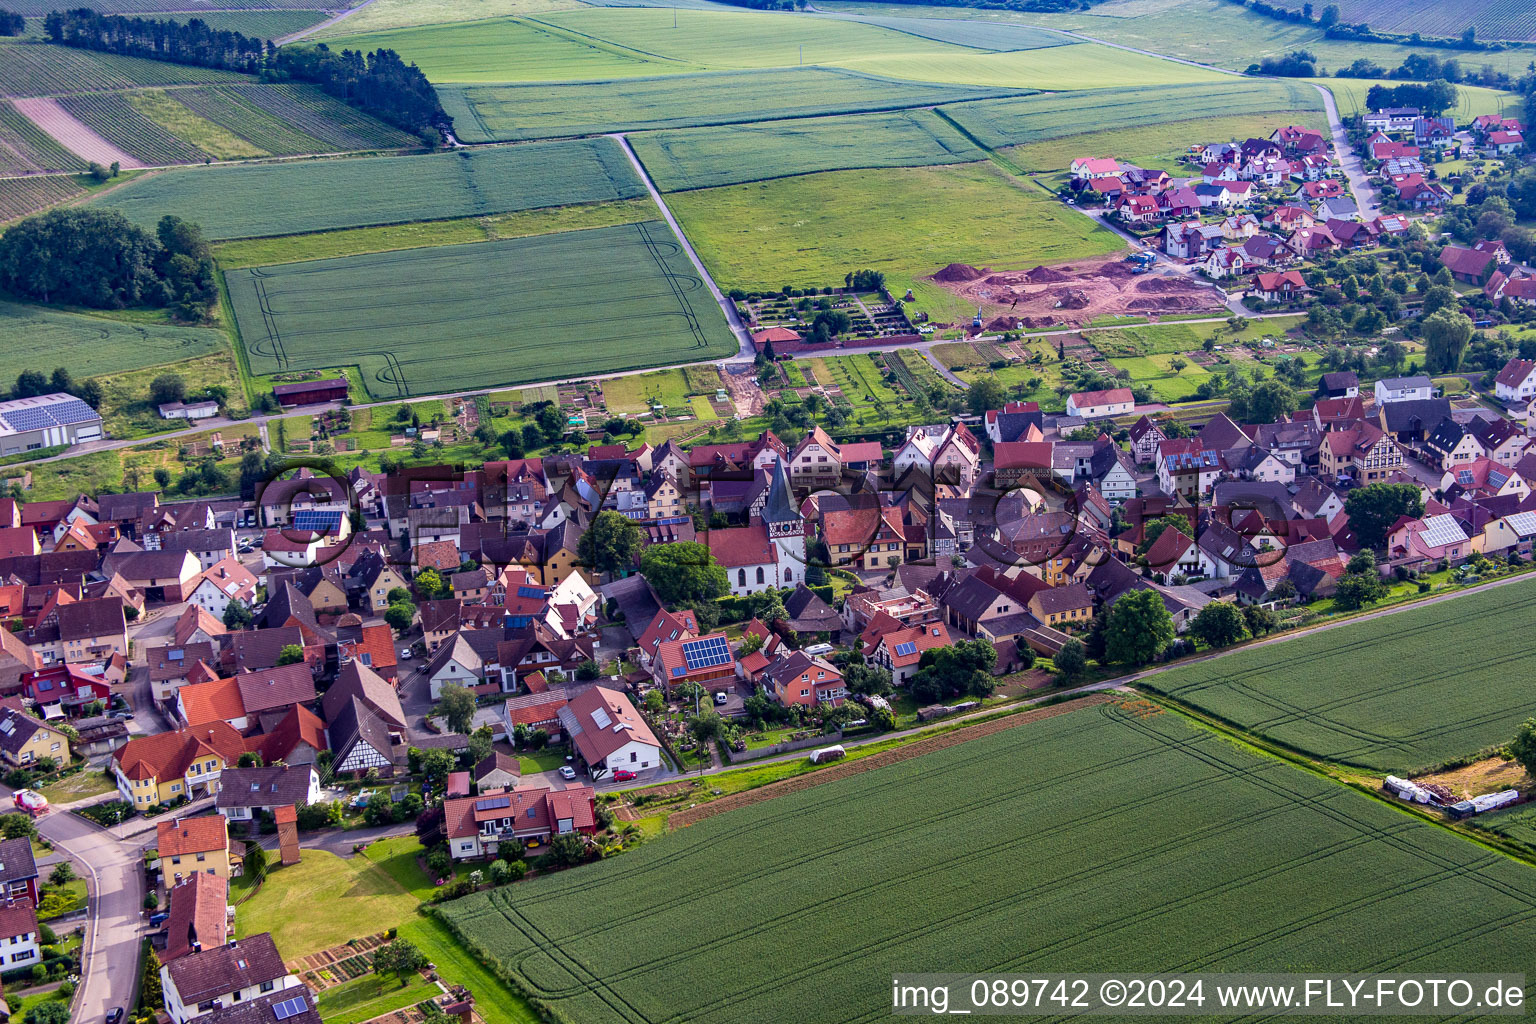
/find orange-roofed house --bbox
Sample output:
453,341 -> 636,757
868,621 -> 953,685
162,871 -> 228,962
154,814 -> 232,889
112,722 -> 245,808
175,676 -> 249,731
443,784 -> 597,861
0,526 -> 38,559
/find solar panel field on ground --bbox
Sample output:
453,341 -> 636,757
99,138 -> 644,239
1143,578 -> 1536,772
439,700 -> 1536,1024
226,221 -> 738,398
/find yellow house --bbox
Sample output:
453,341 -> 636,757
154,814 -> 233,889
112,722 -> 245,808
645,474 -> 684,519
0,709 -> 68,767
359,560 -> 410,615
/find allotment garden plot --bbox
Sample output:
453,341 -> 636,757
439,700 -> 1536,1024
1145,578 -> 1536,772
227,221 -> 737,399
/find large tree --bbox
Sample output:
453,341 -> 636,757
1422,308 -> 1474,374
908,639 -> 997,703
1188,601 -> 1250,650
1104,590 -> 1175,666
435,682 -> 477,736
578,510 -> 645,577
1333,570 -> 1387,610
1344,482 -> 1424,551
639,542 -> 729,606
1053,638 -> 1088,683
966,377 -> 1005,417
372,939 -> 427,988
1510,718 -> 1536,782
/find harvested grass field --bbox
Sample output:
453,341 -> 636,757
1006,110 -> 1329,173
316,0 -> 586,35
808,12 -> 1071,50
98,138 -> 642,239
1308,78 -> 1525,121
941,79 -> 1324,150
439,700 -> 1536,1024
0,300 -> 227,382
227,221 -> 737,399
212,198 -> 656,268
667,162 -> 1122,306
629,108 -> 984,192
1145,579 -> 1536,772
438,67 -> 1026,142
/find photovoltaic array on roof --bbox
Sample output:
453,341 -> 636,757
516,586 -> 546,599
681,635 -> 731,671
271,996 -> 309,1021
894,641 -> 918,657
291,509 -> 343,533
475,795 -> 510,811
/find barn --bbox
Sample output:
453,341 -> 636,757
273,378 -> 349,407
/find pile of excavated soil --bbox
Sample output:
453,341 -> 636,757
1053,288 -> 1091,309
1024,265 -> 1074,283
933,263 -> 984,282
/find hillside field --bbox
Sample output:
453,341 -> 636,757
0,42 -> 247,97
96,138 -> 643,239
1144,578 -> 1536,772
0,301 -> 229,384
439,67 -> 1027,143
439,700 -> 1536,1024
665,162 -> 1123,315
1004,110 -> 1329,173
628,108 -> 985,192
226,221 -> 737,398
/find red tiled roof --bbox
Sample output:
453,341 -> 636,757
178,676 -> 245,726
705,523 -> 776,568
163,871 -> 228,962
115,722 -> 246,783
877,621 -> 952,667
156,814 -> 228,858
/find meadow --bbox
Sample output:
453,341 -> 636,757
666,162 -> 1122,306
1004,110 -> 1329,173
807,12 -> 1071,50
1306,78 -> 1526,120
628,108 -> 985,192
439,700 -> 1536,1024
0,42 -> 246,97
153,10 -> 333,37
1109,353 -> 1212,401
226,221 -> 738,398
839,40 -> 1228,90
439,67 -> 1025,143
1145,578 -> 1536,772
0,301 -> 228,383
98,138 -> 643,239
821,0 -> 1536,76
941,79 -> 1324,150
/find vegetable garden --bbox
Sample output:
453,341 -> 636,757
439,700 -> 1536,1024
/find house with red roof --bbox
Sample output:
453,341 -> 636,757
764,650 -> 846,708
162,871 -> 228,963
651,632 -> 737,692
1488,130 -> 1523,154
750,326 -> 801,355
444,784 -> 597,861
1254,270 -> 1306,302
1495,358 -> 1536,407
559,686 -> 662,778
1440,244 -> 1496,284
1069,157 -> 1119,180
866,621 -> 952,685
1065,388 -> 1133,420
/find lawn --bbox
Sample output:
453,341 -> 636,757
97,138 -> 644,240
212,199 -> 657,269
1109,353 -> 1212,402
36,768 -> 118,804
629,108 -> 985,193
438,67 -> 1025,143
516,748 -> 569,774
38,878 -> 87,919
666,162 -> 1123,317
93,351 -> 247,439
362,835 -> 460,902
1006,110 -> 1328,173
226,221 -> 738,400
437,700 -> 1536,1024
0,300 -> 228,384
6,988 -> 68,1024
233,850 -> 419,958
602,369 -> 693,414
313,972 -> 437,1024
1143,578 -> 1536,773
398,917 -> 542,1024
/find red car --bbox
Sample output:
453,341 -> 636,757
612,769 -> 637,782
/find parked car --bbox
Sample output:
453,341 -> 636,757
612,769 -> 636,782
558,765 -> 577,780
148,912 -> 169,927
713,691 -> 729,706
106,1009 -> 124,1024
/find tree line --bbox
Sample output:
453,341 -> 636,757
44,8 -> 448,138
1362,80 -> 1459,116
0,8 -> 23,34
0,208 -> 217,318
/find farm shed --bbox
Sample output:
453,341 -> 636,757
273,378 -> 349,407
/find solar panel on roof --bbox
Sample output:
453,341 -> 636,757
516,586 -> 545,599
48,400 -> 99,425
475,796 -> 510,811
894,641 -> 918,657
291,509 -> 343,532
681,635 -> 731,671
672,666 -> 686,677
272,996 -> 309,1021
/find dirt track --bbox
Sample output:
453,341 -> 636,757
668,692 -> 1122,829
930,255 -> 1225,329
